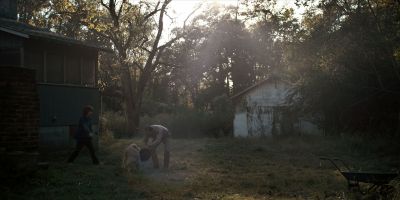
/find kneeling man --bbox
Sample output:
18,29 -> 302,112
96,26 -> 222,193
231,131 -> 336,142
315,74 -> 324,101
143,125 -> 170,169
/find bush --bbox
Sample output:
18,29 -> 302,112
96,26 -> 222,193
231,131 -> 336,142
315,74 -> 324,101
168,110 -> 208,138
99,129 -> 114,144
140,108 -> 233,138
101,111 -> 128,138
103,95 -> 234,138
140,111 -> 205,138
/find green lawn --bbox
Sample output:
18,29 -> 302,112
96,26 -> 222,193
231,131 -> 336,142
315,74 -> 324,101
2,136 -> 399,200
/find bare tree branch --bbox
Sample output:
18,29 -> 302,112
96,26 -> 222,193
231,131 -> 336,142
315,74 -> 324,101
143,1 -> 161,22
154,2 -> 202,51
117,0 -> 127,19
183,3 -> 203,28
100,0 -> 109,9
140,46 -> 152,53
157,35 -> 181,51
101,0 -> 120,26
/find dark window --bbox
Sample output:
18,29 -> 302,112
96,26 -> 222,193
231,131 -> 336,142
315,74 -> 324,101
82,58 -> 95,87
25,50 -> 44,82
46,53 -> 64,84
66,55 -> 81,85
0,49 -> 20,67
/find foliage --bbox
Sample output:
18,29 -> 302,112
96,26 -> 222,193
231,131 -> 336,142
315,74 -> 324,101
140,111 -> 231,138
101,111 -> 128,138
139,94 -> 233,138
286,0 -> 400,135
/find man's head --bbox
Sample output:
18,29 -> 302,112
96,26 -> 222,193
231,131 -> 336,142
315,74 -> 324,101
83,105 -> 94,117
145,126 -> 153,134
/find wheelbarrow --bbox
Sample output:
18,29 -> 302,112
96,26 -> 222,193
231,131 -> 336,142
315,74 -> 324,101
320,157 -> 398,194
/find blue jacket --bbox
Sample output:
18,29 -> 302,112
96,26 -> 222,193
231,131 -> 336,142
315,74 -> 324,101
75,116 -> 93,140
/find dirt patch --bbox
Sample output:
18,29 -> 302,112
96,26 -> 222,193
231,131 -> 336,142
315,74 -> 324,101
133,138 -> 206,186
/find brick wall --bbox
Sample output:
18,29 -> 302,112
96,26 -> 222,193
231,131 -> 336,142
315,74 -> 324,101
0,67 -> 39,152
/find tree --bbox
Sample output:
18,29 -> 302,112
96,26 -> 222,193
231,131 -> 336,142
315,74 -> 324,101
287,0 -> 400,135
89,0 -> 201,134
88,0 -> 172,134
161,4 -> 258,108
17,0 -> 49,24
18,0 -> 187,135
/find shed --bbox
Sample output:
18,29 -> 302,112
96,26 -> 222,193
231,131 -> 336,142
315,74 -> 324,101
0,0 -> 106,149
231,77 -> 321,137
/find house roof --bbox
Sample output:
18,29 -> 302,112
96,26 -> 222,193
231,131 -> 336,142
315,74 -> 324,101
231,77 -> 289,100
0,17 -> 109,51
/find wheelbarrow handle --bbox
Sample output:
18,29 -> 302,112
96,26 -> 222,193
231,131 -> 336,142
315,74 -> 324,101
319,157 -> 350,172
333,158 -> 351,171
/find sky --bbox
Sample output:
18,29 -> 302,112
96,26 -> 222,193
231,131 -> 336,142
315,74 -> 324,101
160,0 -> 305,42
164,0 -> 236,34
166,0 -> 305,26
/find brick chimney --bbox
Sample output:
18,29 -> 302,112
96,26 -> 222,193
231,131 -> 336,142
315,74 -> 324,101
0,0 -> 17,20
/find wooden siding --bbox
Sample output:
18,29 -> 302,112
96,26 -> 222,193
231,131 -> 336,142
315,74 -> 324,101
0,31 -> 23,49
38,84 -> 100,126
23,39 -> 98,87
233,81 -> 322,137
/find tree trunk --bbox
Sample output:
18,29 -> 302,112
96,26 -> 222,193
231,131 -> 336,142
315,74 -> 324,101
120,65 -> 137,136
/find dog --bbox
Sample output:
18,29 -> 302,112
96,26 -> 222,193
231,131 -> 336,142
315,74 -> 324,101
122,143 -> 141,173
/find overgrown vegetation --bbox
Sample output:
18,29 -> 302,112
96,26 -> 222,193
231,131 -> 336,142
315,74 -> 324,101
286,0 -> 400,135
103,94 -> 233,138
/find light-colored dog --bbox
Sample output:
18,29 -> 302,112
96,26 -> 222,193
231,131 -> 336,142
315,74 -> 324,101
122,143 -> 141,173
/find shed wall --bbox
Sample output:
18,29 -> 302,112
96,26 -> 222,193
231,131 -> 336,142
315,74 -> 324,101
38,84 -> 100,126
233,81 -> 320,137
233,112 -> 248,137
38,84 -> 100,149
0,31 -> 23,67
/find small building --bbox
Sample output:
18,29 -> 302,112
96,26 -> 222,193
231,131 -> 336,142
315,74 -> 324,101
0,0 -> 106,149
231,78 -> 320,137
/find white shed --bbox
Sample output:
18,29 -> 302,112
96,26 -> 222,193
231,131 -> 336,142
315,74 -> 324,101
231,78 -> 321,137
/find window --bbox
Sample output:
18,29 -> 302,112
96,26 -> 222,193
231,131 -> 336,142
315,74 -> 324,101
0,48 -> 20,67
46,53 -> 64,84
65,55 -> 81,85
25,50 -> 43,82
82,58 -> 95,87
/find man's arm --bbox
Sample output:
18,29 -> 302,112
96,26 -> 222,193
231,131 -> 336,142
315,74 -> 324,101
143,134 -> 150,146
148,132 -> 163,149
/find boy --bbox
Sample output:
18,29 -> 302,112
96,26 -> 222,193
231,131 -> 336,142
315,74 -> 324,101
67,105 -> 99,165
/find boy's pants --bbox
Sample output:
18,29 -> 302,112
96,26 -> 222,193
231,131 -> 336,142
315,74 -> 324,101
67,139 -> 99,164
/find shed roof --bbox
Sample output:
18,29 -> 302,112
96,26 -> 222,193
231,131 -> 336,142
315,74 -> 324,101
0,17 -> 108,51
231,77 -> 289,100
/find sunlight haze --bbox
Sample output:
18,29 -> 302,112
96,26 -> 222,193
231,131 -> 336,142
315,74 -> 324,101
162,0 -> 305,41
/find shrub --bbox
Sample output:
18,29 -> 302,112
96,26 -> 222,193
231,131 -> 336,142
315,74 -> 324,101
168,110 -> 208,138
140,108 -> 233,138
101,111 -> 128,138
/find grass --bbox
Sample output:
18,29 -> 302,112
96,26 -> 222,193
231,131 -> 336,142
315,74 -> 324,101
1,135 -> 399,200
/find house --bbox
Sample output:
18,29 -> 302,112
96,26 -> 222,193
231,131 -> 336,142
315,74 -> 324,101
0,0 -> 106,149
231,77 -> 321,137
